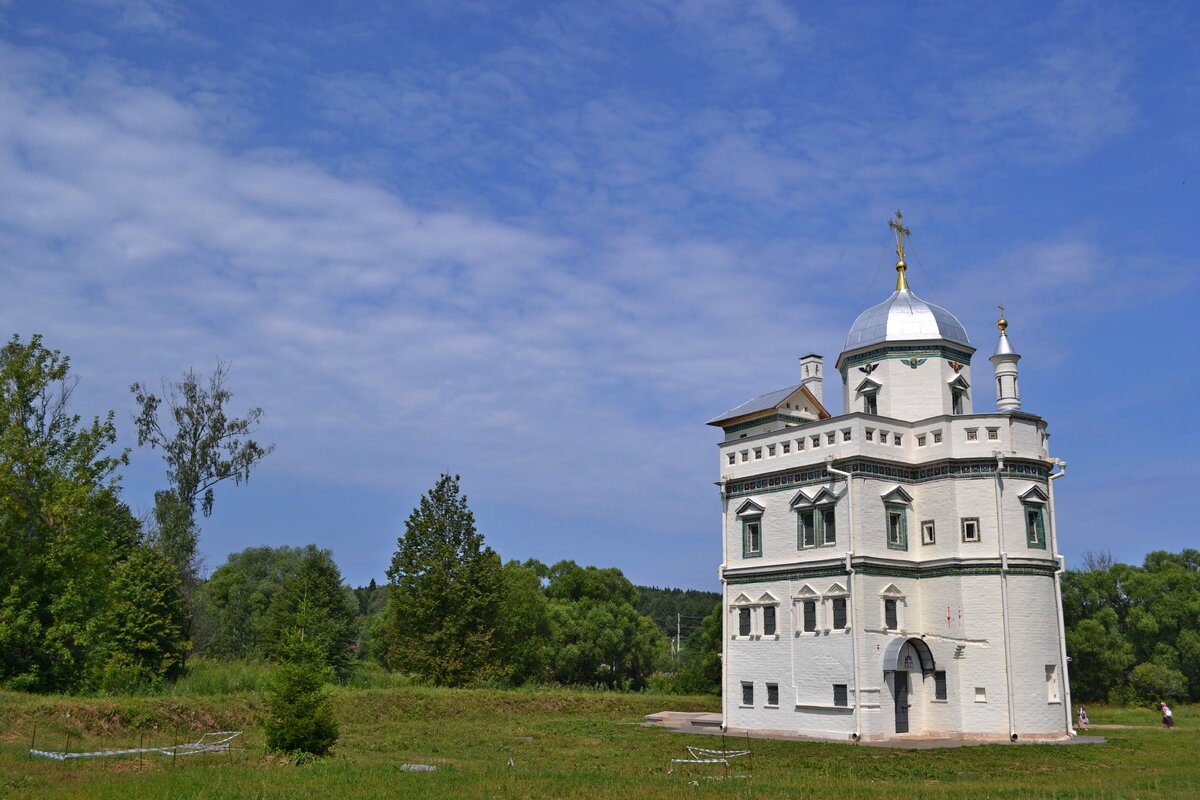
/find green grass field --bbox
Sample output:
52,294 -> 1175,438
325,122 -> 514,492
1,673 -> 1196,799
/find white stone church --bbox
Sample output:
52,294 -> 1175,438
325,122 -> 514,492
708,214 -> 1073,741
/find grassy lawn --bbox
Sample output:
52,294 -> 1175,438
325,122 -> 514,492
1,682 -> 1196,799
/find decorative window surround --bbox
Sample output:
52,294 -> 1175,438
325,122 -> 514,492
730,591 -> 781,640
1020,486 -> 1049,548
987,428 -> 999,440
961,517 -> 981,543
921,520 -> 936,545
965,428 -> 978,441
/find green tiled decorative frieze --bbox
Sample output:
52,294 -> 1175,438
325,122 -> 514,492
724,458 -> 1049,498
841,344 -> 974,370
724,559 -> 1057,585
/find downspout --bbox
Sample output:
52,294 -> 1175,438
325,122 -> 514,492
1047,460 -> 1074,735
994,453 -> 1018,741
826,457 -> 861,741
719,479 -> 729,731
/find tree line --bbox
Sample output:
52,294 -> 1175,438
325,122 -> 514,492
0,334 -> 721,695
1063,549 -> 1200,704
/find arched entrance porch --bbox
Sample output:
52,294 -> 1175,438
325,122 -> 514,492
882,637 -> 936,734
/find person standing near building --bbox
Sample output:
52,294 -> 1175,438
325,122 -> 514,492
1077,706 -> 1089,730
1161,702 -> 1174,728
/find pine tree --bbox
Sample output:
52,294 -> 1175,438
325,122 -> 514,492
262,623 -> 339,756
379,474 -> 504,686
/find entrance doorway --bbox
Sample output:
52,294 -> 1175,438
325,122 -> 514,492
894,671 -> 910,733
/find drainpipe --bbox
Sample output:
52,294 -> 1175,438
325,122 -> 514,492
1047,460 -> 1074,736
719,479 -> 729,731
825,457 -> 861,741
994,453 -> 1018,741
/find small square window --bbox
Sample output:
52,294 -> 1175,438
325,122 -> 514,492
832,597 -> 847,630
754,448 -> 762,459
782,442 -> 791,454
921,520 -> 936,545
826,432 -> 836,444
796,438 -> 805,450
987,428 -> 999,441
975,687 -> 987,703
727,453 -> 736,465
935,671 -> 947,700
766,683 -> 779,707
767,444 -> 776,456
741,450 -> 749,462
879,430 -> 889,442
833,684 -> 849,707
811,436 -> 820,448
742,682 -> 754,706
932,430 -> 943,443
917,434 -> 927,446
842,429 -> 851,442
966,429 -> 978,441
893,434 -> 902,445
961,518 -> 980,543
763,606 -> 777,636
865,429 -> 874,441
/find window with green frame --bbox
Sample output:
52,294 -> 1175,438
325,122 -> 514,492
886,504 -> 908,550
863,392 -> 878,414
743,516 -> 763,557
820,507 -> 836,546
797,509 -> 816,549
1024,505 -> 1047,548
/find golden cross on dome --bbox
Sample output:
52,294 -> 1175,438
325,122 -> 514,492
888,210 -> 911,290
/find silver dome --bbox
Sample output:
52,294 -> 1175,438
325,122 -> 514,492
844,288 -> 971,350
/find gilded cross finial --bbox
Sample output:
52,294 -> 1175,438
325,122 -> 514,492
997,303 -> 1008,333
888,209 -> 911,290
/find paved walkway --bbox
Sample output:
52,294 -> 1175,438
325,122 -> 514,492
644,711 -> 1106,749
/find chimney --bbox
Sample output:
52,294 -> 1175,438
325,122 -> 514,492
800,354 -> 823,405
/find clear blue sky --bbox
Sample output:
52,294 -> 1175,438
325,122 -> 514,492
1,2 -> 1196,590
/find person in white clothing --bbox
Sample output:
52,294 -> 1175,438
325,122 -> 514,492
1161,702 -> 1174,729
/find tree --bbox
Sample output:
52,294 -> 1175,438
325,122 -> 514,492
263,548 -> 358,680
671,601 -> 722,695
131,363 -> 273,588
262,626 -> 339,756
543,560 -> 666,690
0,334 -> 136,692
495,559 -> 552,685
378,474 -> 504,686
93,545 -> 190,692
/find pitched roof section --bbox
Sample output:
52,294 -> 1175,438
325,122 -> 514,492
706,384 -> 830,428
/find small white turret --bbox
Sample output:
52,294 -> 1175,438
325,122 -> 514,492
989,307 -> 1021,412
800,353 -> 823,405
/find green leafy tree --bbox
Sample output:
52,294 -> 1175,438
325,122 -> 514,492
544,560 -> 666,689
495,559 -> 552,685
262,624 -> 339,756
201,545 -> 309,657
672,601 -> 722,695
263,548 -> 358,680
131,363 -> 274,590
379,474 -> 504,686
93,545 -> 190,692
0,334 -> 135,692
